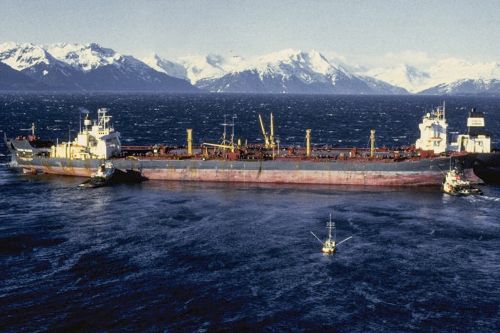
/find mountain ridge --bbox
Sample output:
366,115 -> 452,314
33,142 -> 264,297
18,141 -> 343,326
146,49 -> 409,95
0,42 -> 199,92
1,41 -> 499,95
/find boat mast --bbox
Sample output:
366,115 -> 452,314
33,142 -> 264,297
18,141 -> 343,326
231,114 -> 236,147
221,114 -> 229,145
327,213 -> 334,242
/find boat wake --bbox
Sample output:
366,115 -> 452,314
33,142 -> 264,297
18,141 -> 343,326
474,195 -> 500,202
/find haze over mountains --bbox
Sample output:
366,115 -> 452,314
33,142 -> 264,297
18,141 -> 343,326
365,58 -> 500,94
1,42 -> 499,95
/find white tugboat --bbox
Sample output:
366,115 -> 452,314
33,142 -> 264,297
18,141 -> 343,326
442,167 -> 482,196
79,161 -> 115,188
311,214 -> 352,255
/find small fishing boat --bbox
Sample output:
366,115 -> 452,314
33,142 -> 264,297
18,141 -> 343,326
442,168 -> 482,196
311,214 -> 352,255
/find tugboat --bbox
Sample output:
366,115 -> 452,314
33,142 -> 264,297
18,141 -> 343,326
442,167 -> 483,196
79,161 -> 115,188
311,214 -> 352,255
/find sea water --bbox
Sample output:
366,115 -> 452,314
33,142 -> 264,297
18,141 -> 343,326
0,94 -> 499,332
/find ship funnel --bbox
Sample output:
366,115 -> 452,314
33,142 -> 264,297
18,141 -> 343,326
84,114 -> 92,129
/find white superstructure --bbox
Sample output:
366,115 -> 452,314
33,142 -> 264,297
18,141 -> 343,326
415,104 -> 491,154
51,108 -> 121,159
415,103 -> 448,154
447,109 -> 491,153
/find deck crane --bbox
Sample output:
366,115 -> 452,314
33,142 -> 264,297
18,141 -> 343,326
203,114 -> 238,153
258,113 -> 276,149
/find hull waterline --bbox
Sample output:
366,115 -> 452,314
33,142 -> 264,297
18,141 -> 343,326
10,155 -> 483,187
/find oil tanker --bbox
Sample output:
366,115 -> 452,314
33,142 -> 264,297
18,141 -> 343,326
4,104 -> 500,186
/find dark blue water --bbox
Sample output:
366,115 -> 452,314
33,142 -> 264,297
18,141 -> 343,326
1,94 -> 499,332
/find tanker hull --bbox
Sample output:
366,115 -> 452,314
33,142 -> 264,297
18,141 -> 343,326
10,155 -> 482,186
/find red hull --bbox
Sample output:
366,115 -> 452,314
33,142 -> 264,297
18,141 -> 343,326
19,164 -> 462,186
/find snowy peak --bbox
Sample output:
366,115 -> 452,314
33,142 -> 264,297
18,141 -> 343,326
0,42 -> 198,92
179,55 -> 226,83
256,49 -> 337,76
248,48 -> 354,86
0,42 -> 56,71
149,49 -> 354,87
365,64 -> 431,93
364,58 -> 500,93
179,53 -> 245,83
144,53 -> 246,84
185,49 -> 406,94
419,78 -> 500,95
142,53 -> 188,80
46,43 -> 125,71
4,41 -> 499,95
46,42 -> 162,75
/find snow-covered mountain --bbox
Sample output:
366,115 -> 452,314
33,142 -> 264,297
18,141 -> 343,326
419,78 -> 500,95
364,58 -> 500,94
0,42 -> 83,89
143,53 -> 246,84
1,41 -> 499,95
417,59 -> 500,95
0,42 -> 198,92
142,54 -> 187,80
364,64 -> 431,93
147,49 -> 408,94
46,43 -> 125,71
203,49 -> 408,94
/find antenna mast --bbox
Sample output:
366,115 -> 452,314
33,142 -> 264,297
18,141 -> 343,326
270,113 -> 275,147
231,114 -> 237,146
221,114 -> 228,145
327,213 -> 334,241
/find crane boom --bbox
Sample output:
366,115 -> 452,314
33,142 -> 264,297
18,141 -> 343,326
337,236 -> 352,246
258,114 -> 270,147
203,142 -> 235,153
310,231 -> 324,244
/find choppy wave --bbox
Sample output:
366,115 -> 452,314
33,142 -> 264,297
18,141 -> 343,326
0,94 -> 499,332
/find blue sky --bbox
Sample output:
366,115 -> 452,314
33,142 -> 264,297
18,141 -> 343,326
1,0 -> 499,63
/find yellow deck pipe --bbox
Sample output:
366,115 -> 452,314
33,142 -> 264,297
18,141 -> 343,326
187,128 -> 193,156
370,129 -> 376,158
306,129 -> 311,157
